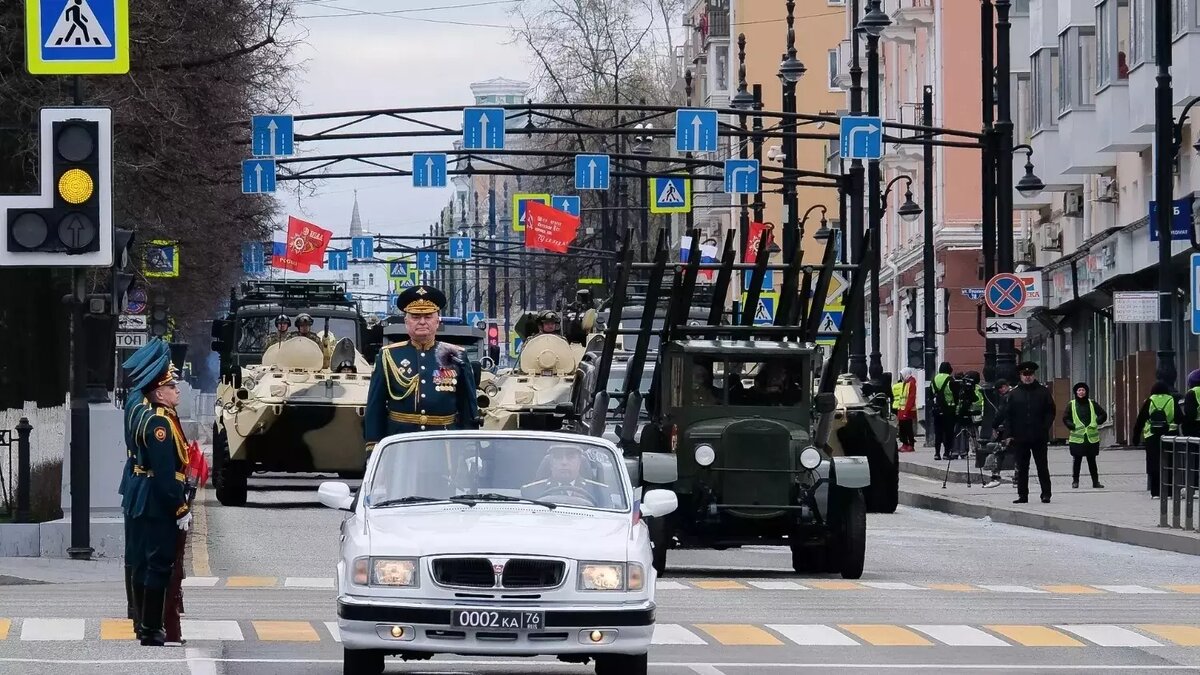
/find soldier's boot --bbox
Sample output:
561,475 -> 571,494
124,565 -> 137,620
164,592 -> 184,645
131,583 -> 146,640
138,587 -> 168,646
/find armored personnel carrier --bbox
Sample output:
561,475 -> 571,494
480,331 -> 584,430
583,227 -> 878,578
209,280 -> 378,506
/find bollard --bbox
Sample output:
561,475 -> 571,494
1160,436 -> 1172,528
1173,438 -> 1184,529
14,417 -> 31,524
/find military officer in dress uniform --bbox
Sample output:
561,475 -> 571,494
521,444 -> 609,506
364,286 -> 479,452
125,344 -> 193,646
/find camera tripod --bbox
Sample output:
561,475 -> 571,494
942,422 -> 980,489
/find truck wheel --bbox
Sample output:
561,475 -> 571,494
648,516 -> 668,578
213,432 -> 249,507
595,652 -> 647,675
833,489 -> 867,580
872,455 -> 899,514
342,647 -> 384,675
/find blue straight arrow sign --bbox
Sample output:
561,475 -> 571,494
241,159 -> 276,194
449,236 -> 472,261
417,250 -> 438,272
462,107 -> 506,150
351,236 -> 374,259
251,115 -> 294,157
574,154 -> 610,190
327,250 -> 349,271
552,195 -> 581,217
675,108 -> 718,153
412,153 -> 448,187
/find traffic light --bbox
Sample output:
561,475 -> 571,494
904,288 -> 917,333
112,228 -> 135,313
0,108 -> 113,267
906,337 -> 924,369
486,321 -> 500,364
150,296 -> 170,338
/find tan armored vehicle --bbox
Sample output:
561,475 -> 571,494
481,332 -> 584,431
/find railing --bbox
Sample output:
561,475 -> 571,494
1159,436 -> 1200,531
0,418 -> 33,522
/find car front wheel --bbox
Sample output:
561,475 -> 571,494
595,652 -> 648,675
343,647 -> 384,675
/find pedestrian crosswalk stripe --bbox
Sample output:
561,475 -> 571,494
767,624 -> 858,646
978,585 -> 1047,594
1042,585 -> 1104,594
655,580 -> 689,591
0,620 -> 9,641
181,620 -> 243,641
652,624 -> 707,645
696,624 -> 783,646
323,622 -> 341,643
1056,625 -> 1163,647
747,581 -> 808,591
226,576 -> 277,588
1163,585 -> 1200,594
926,583 -> 980,592
182,576 -> 220,588
808,580 -> 862,590
252,620 -> 320,642
99,618 -> 135,640
909,625 -> 1009,647
986,625 -> 1085,647
20,618 -> 84,641
1093,584 -> 1166,594
1139,625 -> 1200,646
283,577 -> 335,589
840,624 -> 932,646
691,580 -> 746,590
861,582 -> 924,591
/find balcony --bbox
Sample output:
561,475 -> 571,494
1030,128 -> 1085,191
1058,109 -> 1117,174
1174,32 -> 1200,106
833,40 -> 852,90
880,102 -> 923,172
1093,84 -> 1152,153
882,0 -> 933,44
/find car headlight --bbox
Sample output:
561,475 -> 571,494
799,446 -> 822,470
579,562 -> 641,591
694,444 -> 716,466
363,557 -> 418,586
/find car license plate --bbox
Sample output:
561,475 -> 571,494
451,609 -> 545,630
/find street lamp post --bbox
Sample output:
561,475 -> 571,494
779,0 -> 806,265
1153,0 -> 1178,389
922,84 -> 937,446
732,34 -> 756,263
847,0 -> 869,380
859,0 -> 890,382
632,120 -> 653,269
980,0 -> 998,382
993,0 -> 1017,383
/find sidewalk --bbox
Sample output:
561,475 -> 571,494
0,555 -> 123,585
897,444 -> 1200,556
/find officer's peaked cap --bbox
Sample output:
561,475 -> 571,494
397,285 -> 447,315
121,338 -> 177,392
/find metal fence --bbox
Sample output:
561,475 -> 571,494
1159,436 -> 1200,531
0,418 -> 33,522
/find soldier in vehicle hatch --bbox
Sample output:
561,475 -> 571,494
265,314 -> 291,348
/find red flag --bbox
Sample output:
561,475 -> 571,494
523,201 -> 580,254
187,441 -> 211,487
272,254 -> 311,273
745,222 -> 774,264
285,216 -> 332,268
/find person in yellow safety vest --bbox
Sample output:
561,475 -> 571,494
892,368 -> 917,453
928,362 -> 957,461
1133,381 -> 1178,498
1181,369 -> 1200,437
1062,382 -> 1107,490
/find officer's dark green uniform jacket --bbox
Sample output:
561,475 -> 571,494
364,340 -> 480,443
127,404 -> 191,590
121,397 -> 155,545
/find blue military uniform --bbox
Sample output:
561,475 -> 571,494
365,286 -> 479,447
120,338 -> 191,646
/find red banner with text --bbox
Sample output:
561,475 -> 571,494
523,201 -> 580,253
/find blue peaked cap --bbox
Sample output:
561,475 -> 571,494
121,338 -> 173,392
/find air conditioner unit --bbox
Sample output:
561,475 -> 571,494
1040,221 -> 1062,252
1094,176 -> 1118,203
1064,192 -> 1084,216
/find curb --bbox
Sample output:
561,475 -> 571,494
899,459 -> 986,485
899,489 -> 1200,557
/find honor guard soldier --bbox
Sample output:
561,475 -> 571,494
364,286 -> 479,452
124,341 -> 193,646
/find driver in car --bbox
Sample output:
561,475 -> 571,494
521,444 -> 608,505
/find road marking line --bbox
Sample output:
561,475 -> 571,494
986,625 -> 1084,647
0,619 -> 9,640
190,487 -> 211,578
767,624 -> 859,646
20,618 -> 85,641
692,580 -> 747,590
225,576 -> 277,588
1056,625 -> 1162,647
908,625 -> 1009,647
181,620 -> 244,641
747,581 -> 808,590
323,622 -> 341,643
927,583 -> 980,592
1041,585 -> 1103,594
978,585 -> 1047,594
99,618 -> 136,640
283,577 -> 335,589
1137,625 -> 1200,646
1092,585 -> 1166,594
688,666 -> 726,675
656,580 -> 689,590
1162,585 -> 1200,593
186,647 -> 218,675
861,582 -> 924,591
808,581 -> 862,590
652,624 -> 708,645
696,624 -> 783,646
840,624 -> 932,646
2,658 -> 1200,669
251,620 -> 320,642
181,577 -> 220,588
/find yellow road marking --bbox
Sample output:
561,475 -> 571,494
691,580 -> 746,590
840,624 -> 932,646
189,486 -> 212,577
808,581 -> 862,590
1041,585 -> 1103,594
1162,585 -> 1200,594
226,576 -> 277,588
695,624 -> 782,646
1137,625 -> 1200,646
0,619 -> 9,640
252,620 -> 321,642
987,625 -> 1084,647
99,618 -> 136,640
927,583 -> 979,592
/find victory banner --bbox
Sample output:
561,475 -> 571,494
523,201 -> 580,254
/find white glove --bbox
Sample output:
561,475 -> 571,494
177,511 -> 193,531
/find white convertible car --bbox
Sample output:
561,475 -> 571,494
319,430 -> 678,675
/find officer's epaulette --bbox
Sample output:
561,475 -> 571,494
521,479 -> 548,489
383,341 -> 409,350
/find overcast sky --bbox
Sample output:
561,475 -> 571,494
275,0 -> 533,240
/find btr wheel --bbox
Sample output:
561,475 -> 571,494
342,647 -> 384,675
213,431 -> 248,507
595,652 -> 647,675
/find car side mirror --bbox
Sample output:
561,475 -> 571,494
640,489 -> 678,518
317,481 -> 354,511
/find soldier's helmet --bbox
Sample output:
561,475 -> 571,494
538,309 -> 560,325
295,313 -> 314,327
275,314 -> 291,329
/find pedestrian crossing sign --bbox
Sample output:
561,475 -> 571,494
816,306 -> 844,346
27,0 -> 130,75
512,193 -> 551,232
739,291 -> 777,325
649,175 -> 691,214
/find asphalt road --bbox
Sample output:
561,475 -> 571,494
2,472 -> 1200,674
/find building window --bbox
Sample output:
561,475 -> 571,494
827,48 -> 840,90
1130,0 -> 1155,66
1013,0 -> 1031,15
713,45 -> 729,91
1032,48 -> 1060,131
368,273 -> 375,286
1015,72 -> 1033,143
352,273 -> 361,286
1097,0 -> 1132,88
1057,28 -> 1095,113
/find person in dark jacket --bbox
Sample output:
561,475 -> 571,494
1133,381 -> 1179,498
1181,369 -> 1200,437
1062,382 -> 1107,489
993,361 -> 1056,503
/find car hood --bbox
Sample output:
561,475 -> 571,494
366,505 -> 632,560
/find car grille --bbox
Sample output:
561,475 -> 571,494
431,557 -> 566,589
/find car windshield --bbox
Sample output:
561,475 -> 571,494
686,356 -> 807,407
365,436 -> 629,511
236,314 -> 358,353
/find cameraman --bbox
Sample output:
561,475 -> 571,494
950,371 -> 984,460
928,362 -> 958,461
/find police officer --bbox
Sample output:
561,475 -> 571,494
993,361 -> 1056,504
522,444 -> 608,505
124,339 -> 192,646
364,286 -> 480,452
266,314 -> 291,348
